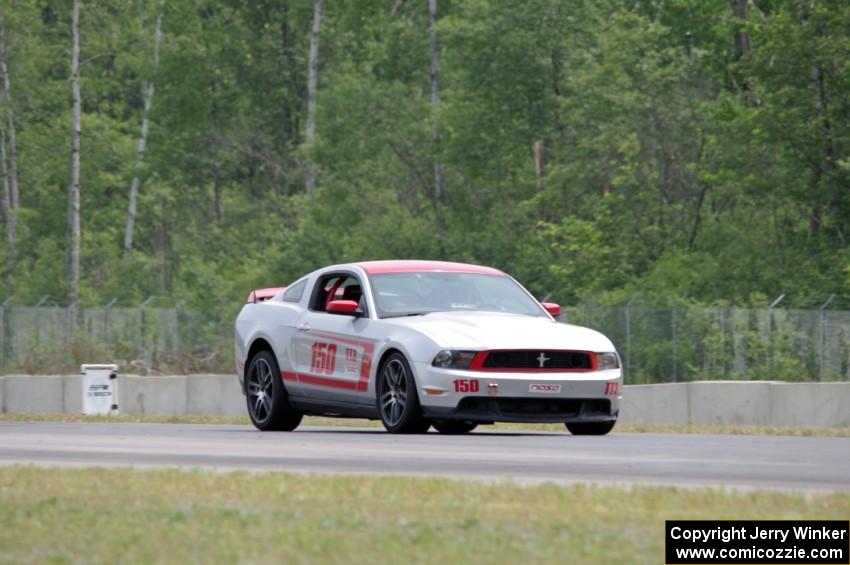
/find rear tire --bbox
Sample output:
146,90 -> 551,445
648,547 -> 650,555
565,420 -> 616,436
377,352 -> 430,434
432,421 -> 478,434
246,350 -> 303,431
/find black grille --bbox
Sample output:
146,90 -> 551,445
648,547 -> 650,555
481,350 -> 592,370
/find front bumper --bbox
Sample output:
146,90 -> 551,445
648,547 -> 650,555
413,361 -> 621,424
421,397 -> 616,423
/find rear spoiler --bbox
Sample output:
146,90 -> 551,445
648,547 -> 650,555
246,287 -> 286,304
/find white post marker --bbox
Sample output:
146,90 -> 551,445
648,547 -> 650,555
81,364 -> 119,415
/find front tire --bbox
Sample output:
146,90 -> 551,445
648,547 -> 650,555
432,421 -> 478,434
377,352 -> 430,434
565,420 -> 616,436
246,350 -> 303,431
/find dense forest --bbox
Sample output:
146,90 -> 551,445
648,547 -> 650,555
0,0 -> 848,323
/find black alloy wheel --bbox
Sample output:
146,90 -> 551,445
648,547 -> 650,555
377,352 -> 430,434
246,350 -> 303,431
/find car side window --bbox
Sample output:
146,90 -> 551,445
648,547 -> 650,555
310,274 -> 367,315
282,279 -> 307,303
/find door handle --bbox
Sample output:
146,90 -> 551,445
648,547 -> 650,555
297,322 -> 311,332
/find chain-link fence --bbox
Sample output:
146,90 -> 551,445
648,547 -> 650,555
563,305 -> 850,383
0,303 -> 223,374
3,299 -> 849,381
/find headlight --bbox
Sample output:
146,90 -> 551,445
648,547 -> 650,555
596,352 -> 620,370
431,350 -> 477,369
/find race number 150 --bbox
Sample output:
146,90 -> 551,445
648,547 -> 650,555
311,342 -> 337,374
453,378 -> 480,393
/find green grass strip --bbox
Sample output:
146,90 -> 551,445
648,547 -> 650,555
0,467 -> 847,564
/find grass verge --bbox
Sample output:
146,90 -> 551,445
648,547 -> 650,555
1,413 -> 849,437
0,467 -> 847,564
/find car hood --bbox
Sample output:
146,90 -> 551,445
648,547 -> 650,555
383,311 -> 615,352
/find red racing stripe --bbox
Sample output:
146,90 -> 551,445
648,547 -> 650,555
282,369 -> 366,391
298,372 -> 368,391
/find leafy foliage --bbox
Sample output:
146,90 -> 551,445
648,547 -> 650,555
0,0 -> 847,319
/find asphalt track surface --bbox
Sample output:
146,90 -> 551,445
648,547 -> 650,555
1,422 -> 849,492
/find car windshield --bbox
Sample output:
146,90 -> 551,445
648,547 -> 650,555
369,272 -> 546,318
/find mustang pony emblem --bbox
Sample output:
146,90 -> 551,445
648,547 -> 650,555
536,352 -> 550,368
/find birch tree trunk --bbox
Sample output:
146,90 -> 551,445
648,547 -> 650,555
533,140 -> 545,187
304,0 -> 322,196
156,194 -> 169,292
732,0 -> 752,59
0,121 -> 12,282
0,10 -> 18,212
210,108 -> 222,226
0,10 -> 17,268
67,0 -> 81,314
808,20 -> 839,242
429,0 -> 445,202
124,12 -> 162,258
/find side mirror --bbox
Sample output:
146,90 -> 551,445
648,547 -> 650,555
327,299 -> 360,316
542,302 -> 561,316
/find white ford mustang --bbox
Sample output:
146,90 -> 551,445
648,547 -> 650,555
234,260 -> 622,434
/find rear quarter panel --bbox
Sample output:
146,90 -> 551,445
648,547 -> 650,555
235,301 -> 303,391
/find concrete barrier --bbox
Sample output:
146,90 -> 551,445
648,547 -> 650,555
121,376 -> 188,417
1,375 -> 849,428
688,381 -> 774,426
63,375 -> 82,414
4,376 -> 67,414
769,383 -> 850,428
187,374 -> 244,416
618,383 -> 689,426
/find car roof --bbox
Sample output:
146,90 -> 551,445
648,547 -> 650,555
353,260 -> 504,276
